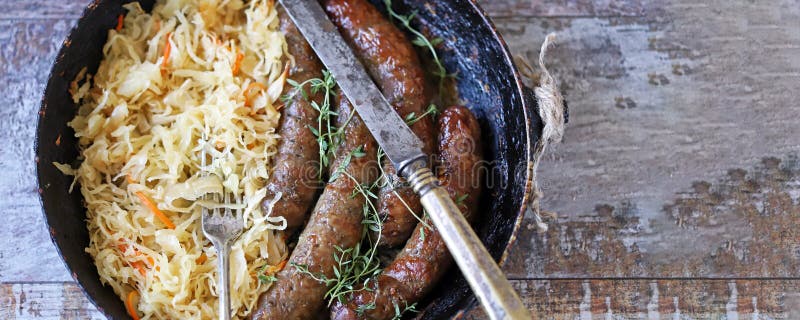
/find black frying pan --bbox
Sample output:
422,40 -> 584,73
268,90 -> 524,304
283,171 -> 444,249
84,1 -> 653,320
36,0 -> 544,318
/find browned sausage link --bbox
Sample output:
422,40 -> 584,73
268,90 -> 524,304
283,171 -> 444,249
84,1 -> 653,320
330,106 -> 483,320
322,0 -> 435,247
250,92 -> 379,319
259,6 -> 324,230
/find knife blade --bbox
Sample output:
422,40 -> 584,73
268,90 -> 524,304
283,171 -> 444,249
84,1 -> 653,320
279,1 -> 531,319
278,0 -> 426,173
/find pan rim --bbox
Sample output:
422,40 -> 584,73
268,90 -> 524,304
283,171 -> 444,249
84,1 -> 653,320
35,0 -> 542,318
462,0 -> 538,269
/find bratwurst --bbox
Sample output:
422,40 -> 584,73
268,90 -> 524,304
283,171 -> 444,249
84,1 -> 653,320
249,7 -> 381,319
323,0 -> 435,248
250,95 -> 379,319
330,105 -> 484,320
259,7 -> 324,230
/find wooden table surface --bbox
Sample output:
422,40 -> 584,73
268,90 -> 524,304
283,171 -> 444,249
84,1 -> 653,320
2,0 -> 799,319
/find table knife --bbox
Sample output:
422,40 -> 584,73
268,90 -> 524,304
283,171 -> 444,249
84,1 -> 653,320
279,1 -> 531,318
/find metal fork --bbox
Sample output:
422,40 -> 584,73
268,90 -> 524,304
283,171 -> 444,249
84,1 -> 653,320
200,143 -> 244,320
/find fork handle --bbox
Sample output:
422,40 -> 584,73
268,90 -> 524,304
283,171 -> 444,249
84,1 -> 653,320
216,242 -> 232,320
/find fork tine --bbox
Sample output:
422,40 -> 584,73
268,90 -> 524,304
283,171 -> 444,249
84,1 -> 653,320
224,191 -> 232,217
236,192 -> 243,220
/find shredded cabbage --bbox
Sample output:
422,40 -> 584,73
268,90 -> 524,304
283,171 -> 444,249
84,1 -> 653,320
65,0 -> 290,318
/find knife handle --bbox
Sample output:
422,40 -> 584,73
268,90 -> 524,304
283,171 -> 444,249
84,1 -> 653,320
405,165 -> 531,320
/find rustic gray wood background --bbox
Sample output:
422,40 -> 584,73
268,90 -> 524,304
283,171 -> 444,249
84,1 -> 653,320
2,0 -> 799,319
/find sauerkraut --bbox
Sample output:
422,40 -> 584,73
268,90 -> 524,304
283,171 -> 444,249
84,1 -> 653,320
61,0 -> 290,318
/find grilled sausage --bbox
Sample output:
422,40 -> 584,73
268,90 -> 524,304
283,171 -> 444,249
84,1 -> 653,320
323,0 -> 435,248
250,94 -> 379,319
259,7 -> 324,230
330,105 -> 484,320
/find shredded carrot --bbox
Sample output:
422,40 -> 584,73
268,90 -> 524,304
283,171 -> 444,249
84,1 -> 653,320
135,192 -> 176,229
161,32 -> 172,69
196,253 -> 208,264
232,50 -> 244,76
55,134 -> 61,146
117,239 -> 155,272
264,259 -> 288,274
132,261 -> 146,276
126,174 -> 135,184
243,82 -> 267,108
276,259 -> 288,271
115,14 -> 124,31
125,291 -> 141,320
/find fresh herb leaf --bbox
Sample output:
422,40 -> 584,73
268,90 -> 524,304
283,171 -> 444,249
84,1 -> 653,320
307,125 -> 320,137
405,104 -> 439,126
391,301 -> 418,320
293,147 -> 387,306
411,36 -> 428,47
356,301 -> 377,316
455,193 -> 468,206
258,274 -> 277,284
352,145 -> 366,158
280,69 -> 340,178
383,0 -> 455,92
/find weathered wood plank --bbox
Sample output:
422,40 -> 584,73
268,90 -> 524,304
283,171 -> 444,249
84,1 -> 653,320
0,18 -> 75,282
0,283 -> 104,319
0,0 -> 649,20
464,279 -> 800,319
496,0 -> 800,278
478,0 -> 645,18
3,281 -> 799,319
0,1 -> 86,20
0,0 -> 646,19
1,0 -> 800,318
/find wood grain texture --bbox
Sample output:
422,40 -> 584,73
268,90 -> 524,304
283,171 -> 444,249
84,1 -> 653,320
497,0 -> 800,278
0,283 -> 104,319
478,0 -> 645,18
3,281 -> 800,319
1,0 -> 799,318
464,279 -> 800,319
0,2 -> 85,20
0,17 -> 75,282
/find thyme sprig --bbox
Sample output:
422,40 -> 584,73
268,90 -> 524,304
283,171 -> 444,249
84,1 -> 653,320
282,69 -> 346,177
404,104 -> 439,126
283,8 -> 449,314
392,302 -> 418,320
292,147 -> 384,305
383,0 -> 454,91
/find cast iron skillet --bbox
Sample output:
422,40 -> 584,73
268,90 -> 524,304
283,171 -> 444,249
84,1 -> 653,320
36,0 -> 544,318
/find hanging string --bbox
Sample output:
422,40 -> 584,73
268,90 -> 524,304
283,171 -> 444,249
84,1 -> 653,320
517,33 -> 566,233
